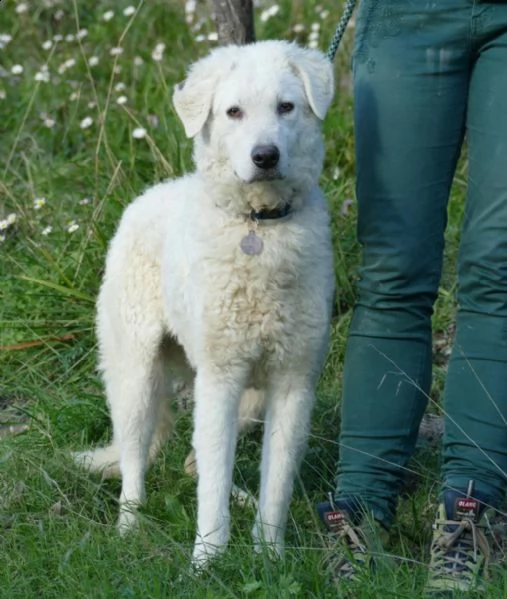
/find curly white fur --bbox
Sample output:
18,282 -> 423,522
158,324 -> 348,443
74,40 -> 335,568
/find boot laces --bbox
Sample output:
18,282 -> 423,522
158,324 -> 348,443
324,494 -> 368,579
432,517 -> 490,580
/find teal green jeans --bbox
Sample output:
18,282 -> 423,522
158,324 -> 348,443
336,0 -> 507,527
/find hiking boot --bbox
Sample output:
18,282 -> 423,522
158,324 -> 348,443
425,481 -> 496,595
317,495 -> 379,582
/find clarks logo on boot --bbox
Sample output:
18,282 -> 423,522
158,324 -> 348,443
325,511 -> 345,522
455,498 -> 478,520
325,510 -> 345,531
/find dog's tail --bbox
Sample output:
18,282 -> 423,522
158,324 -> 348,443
73,398 -> 175,479
73,445 -> 121,479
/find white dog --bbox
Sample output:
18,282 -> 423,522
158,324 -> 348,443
74,40 -> 335,567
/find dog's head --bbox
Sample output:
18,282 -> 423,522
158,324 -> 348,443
173,41 -> 334,196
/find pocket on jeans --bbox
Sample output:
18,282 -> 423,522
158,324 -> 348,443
352,0 -> 405,70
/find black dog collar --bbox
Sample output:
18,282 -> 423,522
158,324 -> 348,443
249,203 -> 292,222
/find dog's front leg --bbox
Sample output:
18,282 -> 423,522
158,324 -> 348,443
191,367 -> 245,568
252,376 -> 315,555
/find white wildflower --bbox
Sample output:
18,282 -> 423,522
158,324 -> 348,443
16,3 -> 29,14
34,71 -> 48,82
88,56 -> 99,67
151,42 -> 165,61
80,116 -> 93,129
185,1 -> 197,14
116,95 -> 127,105
65,34 -> 75,43
43,117 -> 55,128
79,198 -> 91,205
0,34 -> 13,50
0,90 -> 6,100
67,221 -> 79,233
133,56 -> 143,66
103,10 -> 114,22
311,22 -> 320,32
54,9 -> 64,20
320,9 -> 330,19
87,101 -> 96,109
0,214 -> 16,231
0,234 -> 5,243
292,24 -> 305,33
42,40 -> 53,50
69,91 -> 79,101
132,127 -> 147,139
58,58 -> 76,74
35,66 -> 50,82
53,34 -> 63,42
41,225 -> 53,236
114,82 -> 126,92
185,0 -> 196,23
147,114 -> 159,128
195,34 -> 205,43
260,5 -> 280,22
11,64 -> 24,75
308,39 -> 319,49
191,19 -> 205,33
110,47 -> 123,56
113,65 -> 122,74
123,6 -> 136,16
207,32 -> 218,42
77,28 -> 88,40
309,31 -> 320,43
340,199 -> 354,216
33,197 -> 47,210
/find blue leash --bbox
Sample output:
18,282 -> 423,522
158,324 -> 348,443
326,0 -> 357,61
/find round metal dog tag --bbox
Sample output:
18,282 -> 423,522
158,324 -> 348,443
240,231 -> 263,255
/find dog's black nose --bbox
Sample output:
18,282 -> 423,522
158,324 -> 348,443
251,145 -> 280,170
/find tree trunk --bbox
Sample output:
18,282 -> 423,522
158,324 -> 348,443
209,0 -> 255,45
418,414 -> 444,444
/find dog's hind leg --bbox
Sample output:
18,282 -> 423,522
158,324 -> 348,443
252,375 -> 315,555
147,338 -> 191,462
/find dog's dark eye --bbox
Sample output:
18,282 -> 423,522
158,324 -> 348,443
278,102 -> 294,115
226,106 -> 243,119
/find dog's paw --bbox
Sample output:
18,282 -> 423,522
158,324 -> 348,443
231,484 -> 258,509
191,536 -> 227,570
183,450 -> 197,477
252,522 -> 284,558
191,544 -> 213,571
72,450 -> 92,468
253,540 -> 284,559
117,506 -> 140,534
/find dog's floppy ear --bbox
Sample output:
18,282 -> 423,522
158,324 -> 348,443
173,49 -> 228,138
290,47 -> 335,120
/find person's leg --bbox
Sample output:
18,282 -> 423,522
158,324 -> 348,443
442,3 -> 507,508
335,0 -> 472,528
424,10 -> 507,594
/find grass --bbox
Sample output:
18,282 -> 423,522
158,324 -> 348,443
0,1 -> 504,597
